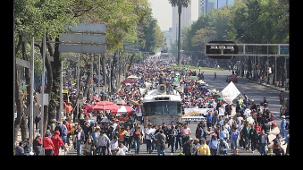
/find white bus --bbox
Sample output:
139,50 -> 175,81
142,84 -> 183,127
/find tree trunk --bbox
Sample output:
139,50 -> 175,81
127,53 -> 134,71
13,34 -> 24,145
48,36 -> 61,125
101,55 -> 107,93
14,66 -> 25,144
177,5 -> 182,65
83,57 -> 93,101
20,38 -> 28,141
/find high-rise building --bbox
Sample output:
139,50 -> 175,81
172,1 -> 192,43
198,0 -> 235,16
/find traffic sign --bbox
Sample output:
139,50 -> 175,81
59,23 -> 106,54
123,42 -> 140,53
280,45 -> 289,55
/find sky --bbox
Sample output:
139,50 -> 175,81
148,0 -> 199,31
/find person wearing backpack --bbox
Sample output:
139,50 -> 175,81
33,134 -> 43,155
195,123 -> 204,145
155,129 -> 167,156
218,138 -> 229,155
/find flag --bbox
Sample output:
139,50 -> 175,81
220,81 -> 241,104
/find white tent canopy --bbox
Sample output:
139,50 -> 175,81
220,81 -> 241,104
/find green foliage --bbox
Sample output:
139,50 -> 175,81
182,0 -> 289,53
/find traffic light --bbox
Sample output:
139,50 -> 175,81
205,41 -> 238,59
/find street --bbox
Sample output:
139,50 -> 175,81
65,69 -> 288,156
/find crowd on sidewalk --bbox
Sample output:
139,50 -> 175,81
14,57 -> 289,156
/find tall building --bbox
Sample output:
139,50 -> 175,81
171,1 -> 192,43
199,0 -> 235,16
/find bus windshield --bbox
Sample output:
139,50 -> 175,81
143,101 -> 181,116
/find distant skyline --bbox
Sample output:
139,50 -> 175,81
148,0 -> 198,31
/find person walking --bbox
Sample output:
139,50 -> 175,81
230,126 -> 240,151
15,142 -> 25,156
109,136 -> 119,156
75,126 -> 85,156
196,139 -> 210,156
280,115 -> 287,138
155,129 -> 167,156
249,124 -> 259,153
206,111 -> 212,129
241,120 -> 251,151
32,134 -> 43,156
23,138 -> 32,156
208,133 -> 219,156
117,143 -> 129,156
51,130 -> 65,156
95,130 -> 110,155
43,133 -> 55,156
133,126 -> 143,155
273,134 -> 284,155
168,125 -> 178,153
279,90 -> 285,105
258,129 -> 270,156
218,138 -> 229,155
182,138 -> 195,156
145,123 -> 154,154
175,122 -> 183,151
181,123 -> 191,145
195,123 -> 204,145
60,120 -> 68,148
64,119 -> 72,146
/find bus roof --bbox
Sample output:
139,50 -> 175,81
143,89 -> 182,103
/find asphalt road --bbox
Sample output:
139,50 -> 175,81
65,70 -> 288,156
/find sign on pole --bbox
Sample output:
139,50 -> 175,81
123,42 -> 140,53
59,23 -> 106,54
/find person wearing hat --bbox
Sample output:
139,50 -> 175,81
208,133 -> 219,156
280,115 -> 287,138
193,138 -> 201,155
51,130 -> 65,156
33,134 -> 43,155
182,137 -> 194,156
218,138 -> 229,155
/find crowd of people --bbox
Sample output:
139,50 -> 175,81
14,56 -> 289,156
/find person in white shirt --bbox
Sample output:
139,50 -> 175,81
244,107 -> 252,119
109,136 -> 119,155
145,123 -> 153,154
117,143 -> 128,155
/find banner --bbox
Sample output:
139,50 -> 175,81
183,108 -> 214,117
220,81 -> 241,104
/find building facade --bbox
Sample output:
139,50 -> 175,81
198,0 -> 235,16
171,2 -> 192,43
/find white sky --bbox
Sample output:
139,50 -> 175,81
148,0 -> 199,31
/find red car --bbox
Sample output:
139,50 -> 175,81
226,74 -> 238,83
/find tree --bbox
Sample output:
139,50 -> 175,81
168,0 -> 190,65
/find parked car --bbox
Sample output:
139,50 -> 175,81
226,74 -> 238,83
